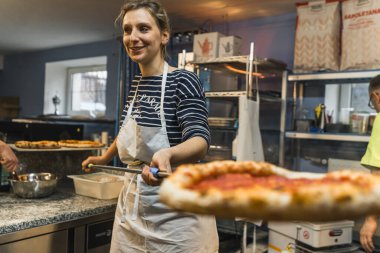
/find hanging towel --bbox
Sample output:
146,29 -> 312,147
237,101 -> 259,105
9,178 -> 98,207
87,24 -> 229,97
236,95 -> 264,162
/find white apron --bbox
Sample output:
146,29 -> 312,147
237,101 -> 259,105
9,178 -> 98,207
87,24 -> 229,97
236,95 -> 265,162
236,95 -> 264,253
110,62 -> 218,253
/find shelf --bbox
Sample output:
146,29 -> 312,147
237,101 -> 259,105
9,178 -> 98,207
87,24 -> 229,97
193,55 -> 247,66
205,90 -> 281,102
192,56 -> 286,76
288,70 -> 380,83
285,132 -> 370,142
10,144 -> 106,152
205,91 -> 246,98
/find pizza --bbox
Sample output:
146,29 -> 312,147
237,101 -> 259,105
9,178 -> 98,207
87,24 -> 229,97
159,160 -> 380,221
58,139 -> 104,148
15,140 -> 60,149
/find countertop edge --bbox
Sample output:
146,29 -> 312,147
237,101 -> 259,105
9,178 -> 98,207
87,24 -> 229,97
0,210 -> 115,244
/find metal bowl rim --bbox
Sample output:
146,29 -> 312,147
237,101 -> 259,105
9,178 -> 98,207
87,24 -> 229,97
15,173 -> 57,182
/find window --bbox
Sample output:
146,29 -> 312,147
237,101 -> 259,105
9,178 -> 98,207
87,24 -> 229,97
67,65 -> 107,118
43,56 -> 107,118
324,82 -> 373,124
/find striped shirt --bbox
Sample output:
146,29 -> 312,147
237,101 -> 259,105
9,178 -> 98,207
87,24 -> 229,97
120,69 -> 210,147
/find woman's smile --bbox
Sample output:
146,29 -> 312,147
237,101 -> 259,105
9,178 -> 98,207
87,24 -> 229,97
129,46 -> 145,54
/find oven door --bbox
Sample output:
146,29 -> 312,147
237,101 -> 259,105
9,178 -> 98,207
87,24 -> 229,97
86,219 -> 113,253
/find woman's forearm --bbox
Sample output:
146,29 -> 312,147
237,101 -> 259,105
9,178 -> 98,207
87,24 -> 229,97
168,136 -> 208,165
102,140 -> 118,163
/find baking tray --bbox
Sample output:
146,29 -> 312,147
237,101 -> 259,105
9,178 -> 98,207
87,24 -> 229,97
67,172 -> 124,199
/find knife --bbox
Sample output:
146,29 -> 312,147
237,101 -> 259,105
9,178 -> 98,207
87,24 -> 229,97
87,164 -> 170,178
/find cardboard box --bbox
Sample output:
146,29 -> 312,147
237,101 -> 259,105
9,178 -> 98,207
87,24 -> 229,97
0,96 -> 20,119
219,36 -> 242,57
193,32 -> 224,61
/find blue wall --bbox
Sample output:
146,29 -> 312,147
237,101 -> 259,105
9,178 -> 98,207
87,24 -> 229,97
0,40 -> 121,118
214,13 -> 296,69
0,12 -> 296,118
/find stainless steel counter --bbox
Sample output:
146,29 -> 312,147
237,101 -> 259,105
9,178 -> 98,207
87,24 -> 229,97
0,181 -> 117,244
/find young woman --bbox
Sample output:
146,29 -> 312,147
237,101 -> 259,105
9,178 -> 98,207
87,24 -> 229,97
82,0 -> 219,252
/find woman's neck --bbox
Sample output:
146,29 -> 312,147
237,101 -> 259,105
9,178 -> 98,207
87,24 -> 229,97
139,57 -> 165,77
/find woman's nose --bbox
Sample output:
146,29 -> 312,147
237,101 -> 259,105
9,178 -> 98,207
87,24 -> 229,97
129,29 -> 138,41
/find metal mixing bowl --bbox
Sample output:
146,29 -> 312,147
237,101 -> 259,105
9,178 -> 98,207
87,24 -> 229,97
9,173 -> 57,198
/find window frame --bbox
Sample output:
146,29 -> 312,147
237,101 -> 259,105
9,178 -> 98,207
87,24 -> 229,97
66,65 -> 107,117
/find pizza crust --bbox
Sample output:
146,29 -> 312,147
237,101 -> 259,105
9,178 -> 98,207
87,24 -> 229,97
58,140 -> 104,148
159,160 -> 380,221
15,140 -> 60,149
15,139 -> 104,149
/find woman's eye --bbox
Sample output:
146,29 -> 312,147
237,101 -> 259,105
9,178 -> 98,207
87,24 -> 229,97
140,26 -> 149,33
123,27 -> 132,34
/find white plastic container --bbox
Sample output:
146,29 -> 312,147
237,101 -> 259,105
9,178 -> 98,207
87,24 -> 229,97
67,172 -> 124,199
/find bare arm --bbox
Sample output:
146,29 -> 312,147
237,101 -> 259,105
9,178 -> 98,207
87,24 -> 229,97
82,140 -> 118,170
142,137 -> 207,186
360,215 -> 378,253
164,136 -> 207,167
0,141 -> 19,172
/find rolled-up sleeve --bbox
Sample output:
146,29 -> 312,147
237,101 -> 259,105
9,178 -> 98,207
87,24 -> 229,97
176,71 -> 211,147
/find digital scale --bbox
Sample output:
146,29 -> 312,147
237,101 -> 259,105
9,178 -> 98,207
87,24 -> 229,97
268,221 -> 361,253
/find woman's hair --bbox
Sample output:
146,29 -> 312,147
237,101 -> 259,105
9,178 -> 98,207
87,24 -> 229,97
116,0 -> 171,60
369,74 -> 380,93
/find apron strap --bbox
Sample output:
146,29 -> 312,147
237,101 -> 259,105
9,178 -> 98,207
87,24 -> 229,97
131,175 -> 142,221
121,174 -> 137,223
160,62 -> 168,129
124,63 -> 168,127
122,77 -> 141,127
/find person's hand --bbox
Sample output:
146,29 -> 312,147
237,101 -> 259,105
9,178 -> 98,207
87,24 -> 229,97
0,145 -> 19,172
361,215 -> 378,253
141,148 -> 172,186
81,156 -> 108,172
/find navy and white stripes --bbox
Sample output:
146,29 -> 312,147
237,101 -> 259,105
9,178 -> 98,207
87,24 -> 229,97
120,69 -> 210,147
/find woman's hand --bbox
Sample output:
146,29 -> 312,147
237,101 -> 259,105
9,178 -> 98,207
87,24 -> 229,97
360,215 -> 378,253
0,143 -> 19,172
82,156 -> 108,172
141,148 -> 172,186
81,140 -> 118,172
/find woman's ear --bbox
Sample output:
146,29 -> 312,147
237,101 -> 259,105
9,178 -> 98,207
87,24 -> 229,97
161,30 -> 170,45
373,91 -> 380,105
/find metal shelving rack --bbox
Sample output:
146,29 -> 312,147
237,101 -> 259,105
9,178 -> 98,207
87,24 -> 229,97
279,69 -> 380,167
191,49 -> 286,163
192,55 -> 252,161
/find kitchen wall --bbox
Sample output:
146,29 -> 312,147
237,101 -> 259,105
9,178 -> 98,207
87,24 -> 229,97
0,12 -> 296,118
214,13 -> 296,69
0,40 -> 120,119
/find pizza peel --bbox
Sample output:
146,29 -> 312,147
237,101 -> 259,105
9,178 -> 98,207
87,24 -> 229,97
87,164 -> 170,178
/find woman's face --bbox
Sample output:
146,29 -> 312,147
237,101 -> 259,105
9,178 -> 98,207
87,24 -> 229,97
122,8 -> 169,65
